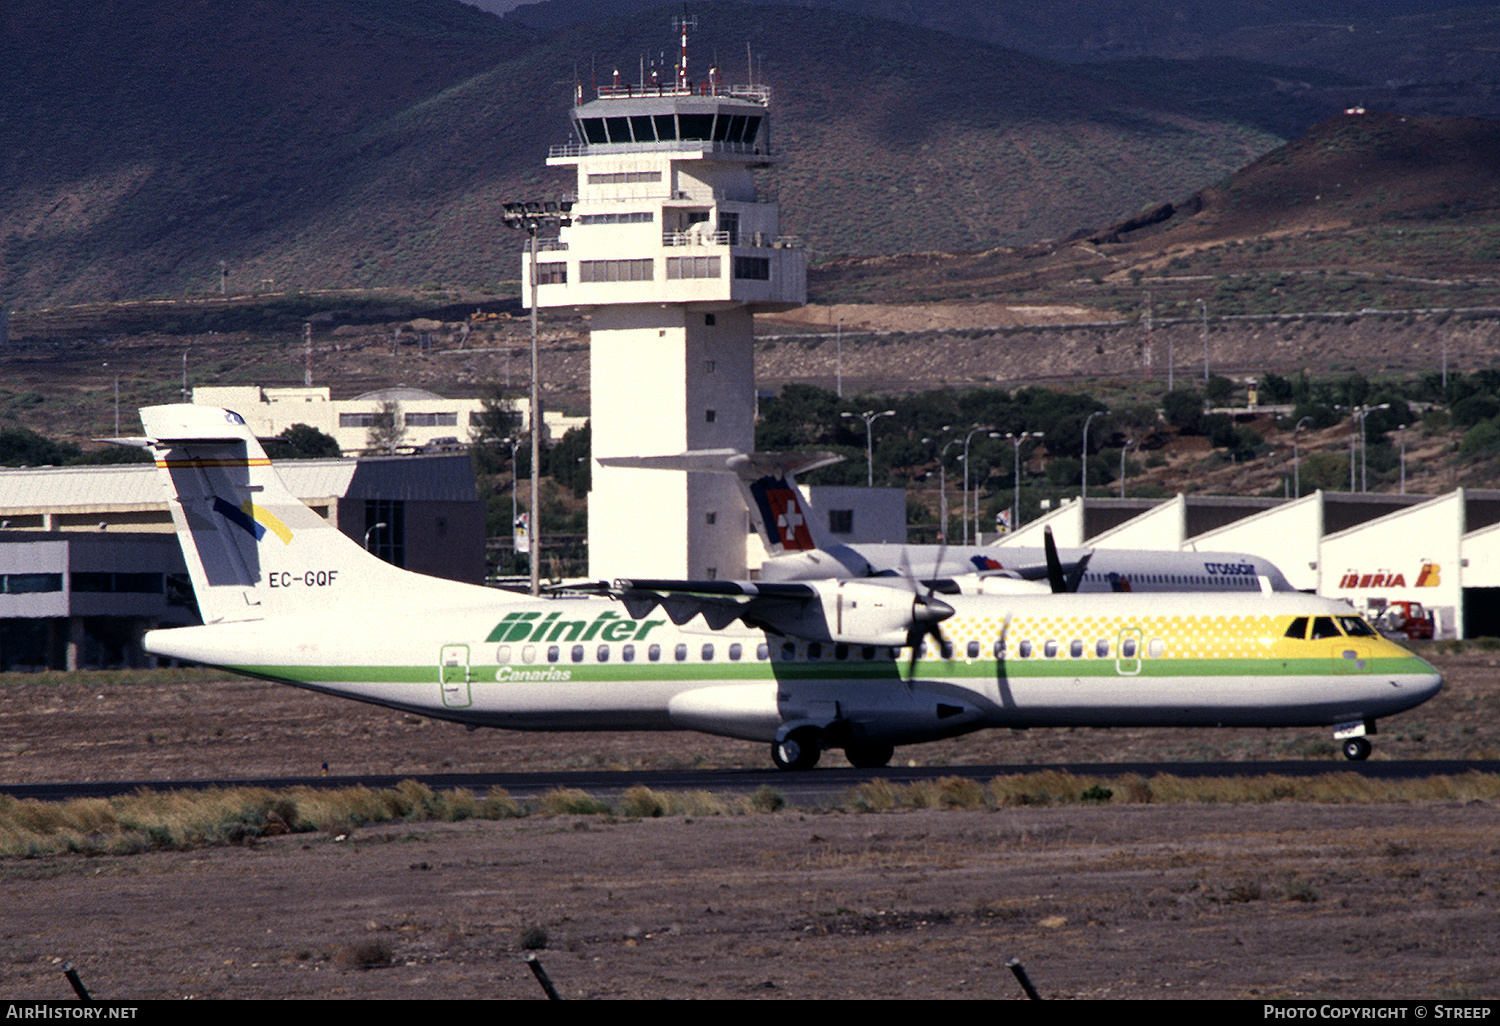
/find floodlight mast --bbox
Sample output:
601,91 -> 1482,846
502,200 -> 573,596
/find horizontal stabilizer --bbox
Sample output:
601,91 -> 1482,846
597,449 -> 844,478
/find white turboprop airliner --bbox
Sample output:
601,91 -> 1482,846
597,450 -> 1297,592
138,405 -> 1440,770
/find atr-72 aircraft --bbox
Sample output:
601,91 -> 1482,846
137,405 -> 1440,769
598,449 -> 1296,592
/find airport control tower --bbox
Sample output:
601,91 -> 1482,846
526,18 -> 806,580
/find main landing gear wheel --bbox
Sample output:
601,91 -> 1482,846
1342,737 -> 1372,761
772,726 -> 823,771
844,741 -> 895,769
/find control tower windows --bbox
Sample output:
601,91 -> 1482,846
666,256 -> 720,279
574,113 -> 762,148
587,171 -> 661,185
580,259 -> 654,282
679,114 -> 714,140
578,211 -> 654,225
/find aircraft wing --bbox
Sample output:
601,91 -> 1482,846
607,577 -> 952,648
613,578 -> 816,633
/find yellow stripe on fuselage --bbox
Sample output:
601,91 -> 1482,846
946,612 -> 1416,663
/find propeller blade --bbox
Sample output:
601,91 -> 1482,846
1064,550 -> 1094,593
1043,526 -> 1066,594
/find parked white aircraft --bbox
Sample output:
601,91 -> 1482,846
597,449 -> 1296,592
138,406 -> 1439,769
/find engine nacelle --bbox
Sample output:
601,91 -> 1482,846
787,579 -> 951,648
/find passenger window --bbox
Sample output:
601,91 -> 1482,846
757,643 -> 770,660
939,640 -> 954,659
834,643 -> 849,660
571,644 -> 585,663
1018,640 -> 1033,658
547,645 -> 560,663
808,643 -> 822,661
1095,639 -> 1110,658
1069,639 -> 1084,658
729,643 -> 742,661
648,644 -> 661,662
522,644 -> 536,664
781,641 -> 796,661
701,643 -> 715,661
860,646 -> 876,660
1284,617 -> 1309,640
993,639 -> 1006,659
1120,638 -> 1137,659
622,644 -> 635,663
496,644 -> 511,664
1148,638 -> 1165,658
675,643 -> 688,662
967,640 -> 981,659
1044,640 -> 1058,658
596,644 -> 609,662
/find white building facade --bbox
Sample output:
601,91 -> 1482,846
192,385 -> 585,455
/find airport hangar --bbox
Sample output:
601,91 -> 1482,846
1004,487 -> 1500,640
0,454 -> 485,671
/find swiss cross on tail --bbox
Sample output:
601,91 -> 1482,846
749,476 -> 816,551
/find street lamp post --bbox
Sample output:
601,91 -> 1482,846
842,409 -> 895,487
1005,431 -> 1043,532
1119,438 -> 1135,499
1293,416 -> 1313,499
364,522 -> 388,553
1081,410 -> 1104,499
938,434 -> 961,543
1197,298 -> 1209,381
1350,403 -> 1390,493
961,426 -> 997,545
505,436 -> 522,572
835,317 -> 843,398
1397,423 -> 1408,494
502,200 -> 572,595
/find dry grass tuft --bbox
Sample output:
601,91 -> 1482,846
2,772 -> 1496,859
332,938 -> 394,970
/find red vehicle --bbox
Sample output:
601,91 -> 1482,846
1374,600 -> 1434,641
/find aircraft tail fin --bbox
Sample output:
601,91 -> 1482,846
596,449 -> 841,556
142,404 -> 487,624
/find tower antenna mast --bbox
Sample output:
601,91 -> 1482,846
674,10 -> 696,89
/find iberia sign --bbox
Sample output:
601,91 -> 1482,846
1335,563 -> 1441,589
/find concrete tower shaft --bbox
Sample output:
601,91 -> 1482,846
526,27 -> 806,580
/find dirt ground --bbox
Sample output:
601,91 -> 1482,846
2,801 -> 1497,1001
0,653 -> 1498,1000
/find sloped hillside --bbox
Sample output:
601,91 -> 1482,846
1,1 -> 1281,304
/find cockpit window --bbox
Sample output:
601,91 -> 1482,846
1310,617 -> 1342,640
1338,616 -> 1378,637
1284,617 -> 1308,640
